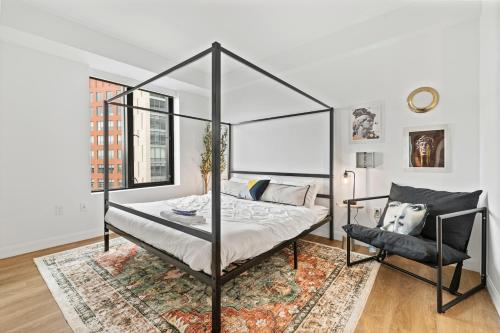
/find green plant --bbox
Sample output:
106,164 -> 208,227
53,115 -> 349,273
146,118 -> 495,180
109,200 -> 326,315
200,124 -> 228,193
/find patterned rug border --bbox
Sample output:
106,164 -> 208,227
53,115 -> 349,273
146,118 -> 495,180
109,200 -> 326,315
35,256 -> 90,333
34,237 -> 379,333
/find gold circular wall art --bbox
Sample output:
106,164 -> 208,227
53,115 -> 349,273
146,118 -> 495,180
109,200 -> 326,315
407,87 -> 440,113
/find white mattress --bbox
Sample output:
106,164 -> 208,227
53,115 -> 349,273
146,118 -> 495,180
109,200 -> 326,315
105,193 -> 329,274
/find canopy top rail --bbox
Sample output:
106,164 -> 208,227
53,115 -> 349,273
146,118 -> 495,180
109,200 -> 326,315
105,41 -> 333,124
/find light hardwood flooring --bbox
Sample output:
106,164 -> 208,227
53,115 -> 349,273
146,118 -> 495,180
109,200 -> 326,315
0,234 -> 499,332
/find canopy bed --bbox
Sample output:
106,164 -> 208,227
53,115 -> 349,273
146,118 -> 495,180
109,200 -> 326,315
103,42 -> 334,332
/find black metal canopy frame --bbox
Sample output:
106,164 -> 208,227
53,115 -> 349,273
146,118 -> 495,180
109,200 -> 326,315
102,42 -> 334,332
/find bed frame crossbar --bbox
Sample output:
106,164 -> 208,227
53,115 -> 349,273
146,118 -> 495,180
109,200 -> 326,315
103,41 -> 334,333
108,201 -> 212,241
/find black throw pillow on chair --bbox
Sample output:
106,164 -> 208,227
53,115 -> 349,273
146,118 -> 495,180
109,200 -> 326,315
379,183 -> 482,253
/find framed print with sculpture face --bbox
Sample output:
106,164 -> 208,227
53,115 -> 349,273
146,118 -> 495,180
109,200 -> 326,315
349,102 -> 383,144
404,125 -> 450,172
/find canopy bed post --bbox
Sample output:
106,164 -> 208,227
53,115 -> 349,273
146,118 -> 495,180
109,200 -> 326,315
103,100 -> 110,251
228,123 -> 232,179
329,107 -> 334,240
211,41 -> 222,333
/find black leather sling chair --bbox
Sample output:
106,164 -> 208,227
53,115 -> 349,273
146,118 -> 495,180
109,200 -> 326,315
342,183 -> 487,313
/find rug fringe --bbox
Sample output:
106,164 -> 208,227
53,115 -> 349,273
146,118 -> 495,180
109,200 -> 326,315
34,257 -> 91,333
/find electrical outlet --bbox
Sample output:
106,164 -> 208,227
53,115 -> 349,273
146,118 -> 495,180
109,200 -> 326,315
80,203 -> 87,212
374,208 -> 382,220
54,205 -> 64,216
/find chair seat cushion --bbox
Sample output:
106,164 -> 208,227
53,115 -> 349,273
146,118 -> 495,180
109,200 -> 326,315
343,224 -> 469,266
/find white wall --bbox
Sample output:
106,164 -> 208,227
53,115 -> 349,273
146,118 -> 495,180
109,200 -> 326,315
0,41 -> 208,258
479,1 -> 500,315
227,18 -> 483,270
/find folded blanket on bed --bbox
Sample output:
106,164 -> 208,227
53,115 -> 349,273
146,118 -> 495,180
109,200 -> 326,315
160,210 -> 206,225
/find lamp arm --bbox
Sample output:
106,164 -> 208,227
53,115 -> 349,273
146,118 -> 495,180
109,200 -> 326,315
353,172 -> 356,199
345,170 -> 356,199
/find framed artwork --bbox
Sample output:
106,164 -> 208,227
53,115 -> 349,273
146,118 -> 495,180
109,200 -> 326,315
404,125 -> 449,171
349,103 -> 383,144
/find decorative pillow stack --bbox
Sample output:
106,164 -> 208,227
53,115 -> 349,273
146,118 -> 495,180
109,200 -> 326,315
379,201 -> 428,236
221,178 -> 319,207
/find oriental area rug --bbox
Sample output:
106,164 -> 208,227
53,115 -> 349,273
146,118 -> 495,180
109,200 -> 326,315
35,238 -> 379,333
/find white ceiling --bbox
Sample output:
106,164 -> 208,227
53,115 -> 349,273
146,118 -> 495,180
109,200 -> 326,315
0,0 -> 480,104
20,0 -> 408,63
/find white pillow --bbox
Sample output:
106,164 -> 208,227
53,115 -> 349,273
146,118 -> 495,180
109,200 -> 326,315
272,180 -> 319,208
304,183 -> 319,208
380,201 -> 428,235
260,183 -> 310,206
221,180 -> 246,197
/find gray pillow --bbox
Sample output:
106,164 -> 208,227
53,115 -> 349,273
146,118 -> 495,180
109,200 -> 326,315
260,183 -> 310,206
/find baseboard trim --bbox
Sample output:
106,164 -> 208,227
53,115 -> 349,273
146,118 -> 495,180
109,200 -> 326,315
487,277 -> 500,316
0,228 -> 102,259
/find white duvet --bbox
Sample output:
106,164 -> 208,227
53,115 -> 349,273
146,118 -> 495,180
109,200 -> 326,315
105,193 -> 328,274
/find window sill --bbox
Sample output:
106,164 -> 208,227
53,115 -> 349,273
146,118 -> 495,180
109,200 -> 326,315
91,182 -> 178,195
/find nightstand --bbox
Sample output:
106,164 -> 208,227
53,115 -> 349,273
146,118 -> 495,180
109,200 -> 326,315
337,202 -> 365,250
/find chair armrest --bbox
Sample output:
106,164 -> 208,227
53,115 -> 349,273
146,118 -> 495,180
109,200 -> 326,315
437,207 -> 487,220
435,207 -> 488,273
346,195 -> 389,225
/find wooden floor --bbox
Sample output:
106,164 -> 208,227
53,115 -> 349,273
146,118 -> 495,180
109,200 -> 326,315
0,235 -> 499,333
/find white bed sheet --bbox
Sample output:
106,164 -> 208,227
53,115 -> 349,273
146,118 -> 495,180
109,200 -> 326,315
105,193 -> 328,274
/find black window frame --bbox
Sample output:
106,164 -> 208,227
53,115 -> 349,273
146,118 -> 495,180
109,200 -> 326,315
90,76 -> 175,193
126,88 -> 175,189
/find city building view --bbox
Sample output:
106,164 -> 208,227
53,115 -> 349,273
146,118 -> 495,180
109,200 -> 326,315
89,78 -> 126,191
89,78 -> 172,191
132,90 -> 171,184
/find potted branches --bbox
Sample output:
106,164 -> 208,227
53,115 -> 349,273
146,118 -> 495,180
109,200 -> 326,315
200,124 -> 228,194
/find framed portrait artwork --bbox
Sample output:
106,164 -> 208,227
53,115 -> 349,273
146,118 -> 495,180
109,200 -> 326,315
349,103 -> 383,144
404,125 -> 450,172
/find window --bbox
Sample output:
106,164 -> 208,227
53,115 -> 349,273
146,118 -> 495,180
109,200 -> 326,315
89,77 -> 174,192
132,92 -> 173,184
90,136 -> 95,144
90,93 -> 93,103
91,165 -> 95,173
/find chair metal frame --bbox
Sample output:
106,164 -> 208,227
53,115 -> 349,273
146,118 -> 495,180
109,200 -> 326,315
345,195 -> 487,313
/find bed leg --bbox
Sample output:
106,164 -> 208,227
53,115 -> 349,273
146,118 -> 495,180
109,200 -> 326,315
293,241 -> 298,269
212,284 -> 221,332
104,223 -> 109,252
